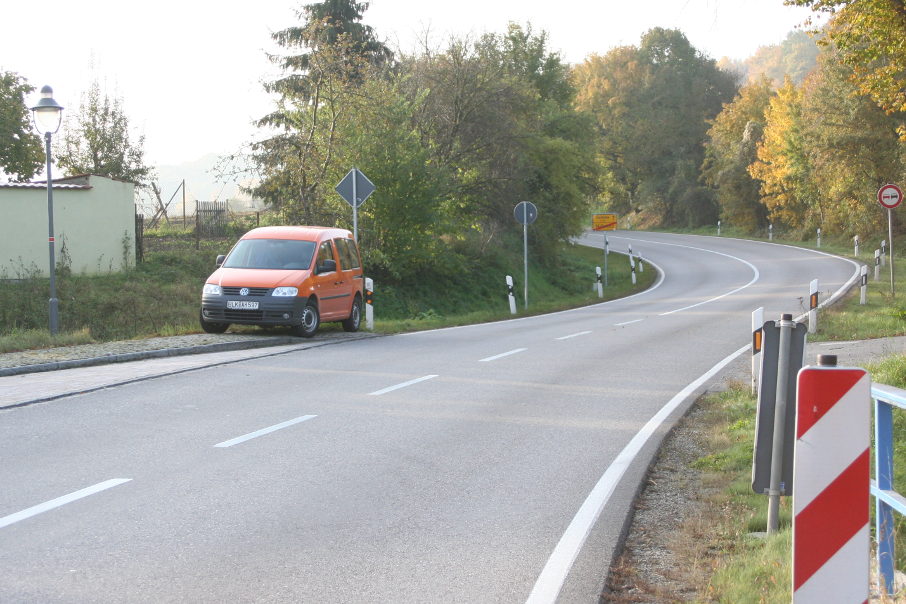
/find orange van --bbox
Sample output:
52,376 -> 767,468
200,226 -> 364,337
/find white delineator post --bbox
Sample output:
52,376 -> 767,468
817,228 -> 821,248
752,307 -> 764,395
629,254 -> 637,285
881,239 -> 887,267
364,277 -> 374,330
793,359 -> 870,603
638,253 -> 644,273
860,266 -> 868,305
595,267 -> 603,298
875,250 -> 881,281
854,235 -> 860,257
506,275 -> 517,315
808,279 -> 819,334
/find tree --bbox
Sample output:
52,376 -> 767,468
251,0 -> 390,224
0,72 -> 44,181
789,0 -> 906,131
799,45 -> 904,234
58,80 -> 152,186
702,76 -> 775,232
574,29 -> 737,226
749,78 -> 820,231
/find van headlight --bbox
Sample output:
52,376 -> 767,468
272,287 -> 298,297
203,284 -> 222,295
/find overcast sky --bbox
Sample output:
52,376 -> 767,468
2,0 -> 821,169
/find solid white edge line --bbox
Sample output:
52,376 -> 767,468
555,331 -> 592,341
525,344 -> 749,604
214,414 -> 318,448
0,478 -> 132,529
479,348 -> 528,362
368,374 -> 439,396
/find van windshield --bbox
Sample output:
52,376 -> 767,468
222,239 -> 317,270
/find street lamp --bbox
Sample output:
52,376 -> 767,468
31,85 -> 64,336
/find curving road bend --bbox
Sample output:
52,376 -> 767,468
0,232 -> 859,603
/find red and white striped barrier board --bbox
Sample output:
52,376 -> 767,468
793,365 -> 870,602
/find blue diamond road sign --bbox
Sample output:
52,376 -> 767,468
335,168 -> 375,208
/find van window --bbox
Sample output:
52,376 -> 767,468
223,239 -> 316,270
334,238 -> 360,270
316,240 -> 335,271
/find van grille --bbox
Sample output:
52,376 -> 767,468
224,309 -> 264,320
222,287 -> 270,297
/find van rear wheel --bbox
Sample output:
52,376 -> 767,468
291,301 -> 320,338
342,295 -> 362,332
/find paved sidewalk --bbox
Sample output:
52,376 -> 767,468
0,333 -> 378,410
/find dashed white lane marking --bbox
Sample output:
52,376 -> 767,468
478,348 -> 528,363
0,478 -> 132,529
214,415 -> 317,448
369,375 -> 439,396
555,331 -> 592,341
614,319 -> 643,327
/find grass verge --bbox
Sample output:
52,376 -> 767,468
0,234 -> 654,352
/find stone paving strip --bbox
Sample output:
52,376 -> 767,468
0,332 -> 377,375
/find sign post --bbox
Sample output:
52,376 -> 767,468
335,168 -> 376,241
514,201 -> 538,309
877,184 -> 902,297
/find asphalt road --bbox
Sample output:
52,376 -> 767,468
0,232 -> 859,603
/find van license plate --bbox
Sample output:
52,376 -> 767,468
227,300 -> 259,310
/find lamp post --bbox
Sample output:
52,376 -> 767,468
31,85 -> 64,336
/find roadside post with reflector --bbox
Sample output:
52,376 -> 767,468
769,223 -> 773,241
603,234 -> 609,287
817,228 -> 821,248
717,220 -> 721,236
637,253 -> 644,273
629,254 -> 637,285
793,356 -> 870,602
506,275 -> 517,315
882,239 -> 887,266
752,307 -> 764,395
875,249 -> 881,281
860,266 -> 868,305
854,235 -> 860,256
752,314 -> 808,534
594,267 -> 603,298
808,279 -> 819,334
364,277 -> 374,330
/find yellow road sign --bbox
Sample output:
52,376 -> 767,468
592,213 -> 617,231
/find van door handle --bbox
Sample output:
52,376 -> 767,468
335,280 -> 344,285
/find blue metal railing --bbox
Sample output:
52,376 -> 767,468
871,383 -> 906,595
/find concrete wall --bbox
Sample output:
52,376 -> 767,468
0,175 -> 136,278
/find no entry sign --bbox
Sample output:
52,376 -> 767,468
878,184 -> 903,209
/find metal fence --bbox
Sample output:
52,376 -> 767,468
871,382 -> 906,596
195,201 -> 229,237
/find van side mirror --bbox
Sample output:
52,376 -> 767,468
316,259 -> 337,274
215,254 -> 226,268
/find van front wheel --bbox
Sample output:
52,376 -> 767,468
291,301 -> 320,338
199,309 -> 229,334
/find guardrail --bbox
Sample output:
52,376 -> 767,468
872,382 -> 906,595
